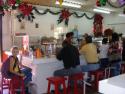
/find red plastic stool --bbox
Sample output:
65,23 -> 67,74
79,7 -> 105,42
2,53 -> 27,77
1,76 -> 11,94
10,76 -> 25,94
67,73 -> 84,94
47,76 -> 67,94
89,70 -> 104,91
121,64 -> 125,74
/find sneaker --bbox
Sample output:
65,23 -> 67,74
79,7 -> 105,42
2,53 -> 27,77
51,90 -> 55,94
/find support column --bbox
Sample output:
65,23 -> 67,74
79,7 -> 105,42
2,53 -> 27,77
0,14 -> 2,63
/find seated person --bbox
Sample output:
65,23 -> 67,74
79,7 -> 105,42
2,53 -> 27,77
79,36 -> 100,80
99,37 -> 109,69
54,32 -> 82,77
1,46 -> 32,93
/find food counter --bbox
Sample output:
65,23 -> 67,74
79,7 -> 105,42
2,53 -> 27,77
99,74 -> 125,94
22,56 -> 86,94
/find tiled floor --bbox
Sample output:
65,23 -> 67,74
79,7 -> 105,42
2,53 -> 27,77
44,85 -> 99,94
2,85 -> 99,94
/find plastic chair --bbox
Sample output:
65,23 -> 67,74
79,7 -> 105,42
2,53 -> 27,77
1,76 -> 11,94
47,76 -> 67,94
89,69 -> 104,91
10,76 -> 25,94
67,73 -> 84,94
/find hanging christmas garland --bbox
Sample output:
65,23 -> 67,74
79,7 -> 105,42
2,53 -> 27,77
33,8 -> 95,26
33,7 -> 61,15
0,0 -> 95,24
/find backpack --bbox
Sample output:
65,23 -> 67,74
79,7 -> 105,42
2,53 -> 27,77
1,56 -> 18,78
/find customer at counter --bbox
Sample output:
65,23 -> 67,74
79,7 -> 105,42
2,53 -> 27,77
79,36 -> 100,72
54,32 -> 82,76
99,37 -> 109,69
62,32 -> 74,47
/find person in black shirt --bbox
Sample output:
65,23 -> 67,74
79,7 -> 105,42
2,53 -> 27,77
54,32 -> 82,76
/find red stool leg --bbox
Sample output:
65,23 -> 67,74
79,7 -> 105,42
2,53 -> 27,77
1,77 -> 3,94
94,72 -> 103,91
62,82 -> 67,94
22,80 -> 25,94
67,80 -> 71,94
47,81 -> 51,94
55,83 -> 59,94
74,80 -> 78,94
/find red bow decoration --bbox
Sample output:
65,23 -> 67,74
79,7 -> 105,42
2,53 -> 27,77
8,0 -> 16,5
61,9 -> 71,19
19,3 -> 32,16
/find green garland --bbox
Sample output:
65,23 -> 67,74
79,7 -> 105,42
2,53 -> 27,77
33,7 -> 61,15
33,7 -> 94,20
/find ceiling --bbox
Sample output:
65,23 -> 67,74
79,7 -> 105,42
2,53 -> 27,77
22,0 -> 124,14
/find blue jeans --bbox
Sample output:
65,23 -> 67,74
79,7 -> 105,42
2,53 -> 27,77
21,68 -> 32,85
100,58 -> 109,69
81,63 -> 100,72
110,61 -> 121,76
54,66 -> 82,76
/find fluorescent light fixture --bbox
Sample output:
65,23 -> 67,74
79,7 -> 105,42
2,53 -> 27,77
56,0 -> 82,8
95,7 -> 114,12
93,8 -> 111,14
118,14 -> 125,17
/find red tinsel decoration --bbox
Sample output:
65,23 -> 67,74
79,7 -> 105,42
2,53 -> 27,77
8,0 -> 16,5
19,3 -> 32,16
93,14 -> 103,37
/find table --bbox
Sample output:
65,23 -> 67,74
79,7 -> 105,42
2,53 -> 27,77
99,74 -> 125,94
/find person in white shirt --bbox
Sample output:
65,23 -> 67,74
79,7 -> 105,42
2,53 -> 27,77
99,38 -> 109,69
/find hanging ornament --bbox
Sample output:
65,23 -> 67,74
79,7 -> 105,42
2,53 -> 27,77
96,0 -> 107,6
96,0 -> 101,6
100,0 -> 107,6
93,14 -> 103,37
58,0 -> 63,6
58,9 -> 71,26
19,3 -> 33,16
16,0 -> 21,4
7,0 -> 16,5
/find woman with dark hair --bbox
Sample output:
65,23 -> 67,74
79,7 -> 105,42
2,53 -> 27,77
122,38 -> 125,62
108,32 -> 121,76
99,38 -> 109,69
